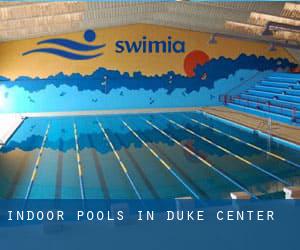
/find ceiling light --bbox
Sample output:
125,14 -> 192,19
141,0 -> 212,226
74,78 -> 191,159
225,21 -> 264,36
273,30 -> 300,43
249,12 -> 300,27
281,3 -> 300,19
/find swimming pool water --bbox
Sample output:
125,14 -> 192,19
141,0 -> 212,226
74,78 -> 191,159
0,111 -> 299,199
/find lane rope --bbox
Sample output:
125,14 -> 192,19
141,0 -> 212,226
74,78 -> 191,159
98,121 -> 142,199
187,112 -> 300,170
164,116 -> 290,187
25,123 -> 50,200
143,118 -> 257,199
73,123 -> 86,200
122,120 -> 200,199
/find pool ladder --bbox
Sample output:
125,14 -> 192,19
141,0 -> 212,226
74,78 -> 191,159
254,118 -> 273,153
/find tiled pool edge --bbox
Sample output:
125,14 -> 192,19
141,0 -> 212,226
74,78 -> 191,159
0,107 -> 199,149
19,107 -> 200,118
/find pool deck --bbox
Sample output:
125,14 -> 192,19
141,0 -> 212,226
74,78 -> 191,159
200,106 -> 300,146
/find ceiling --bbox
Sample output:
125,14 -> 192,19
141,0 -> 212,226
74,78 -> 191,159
0,1 -> 299,61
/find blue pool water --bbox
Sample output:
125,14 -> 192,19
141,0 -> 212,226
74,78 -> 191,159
1,111 -> 300,199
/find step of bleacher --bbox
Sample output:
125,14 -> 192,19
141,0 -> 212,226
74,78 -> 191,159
267,76 -> 300,83
253,85 -> 300,96
269,72 -> 300,80
259,80 -> 300,89
231,98 -> 299,118
239,93 -> 300,110
246,89 -> 300,103
227,103 -> 294,124
227,73 -> 300,126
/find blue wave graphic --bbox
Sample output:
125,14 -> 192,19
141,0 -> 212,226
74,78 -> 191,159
22,48 -> 103,60
37,38 -> 106,51
22,30 -> 105,60
9,54 -> 297,92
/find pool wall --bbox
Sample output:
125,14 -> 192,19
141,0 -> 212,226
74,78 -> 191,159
0,24 -> 297,113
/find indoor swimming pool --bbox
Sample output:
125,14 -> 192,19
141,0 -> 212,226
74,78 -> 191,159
0,111 -> 300,200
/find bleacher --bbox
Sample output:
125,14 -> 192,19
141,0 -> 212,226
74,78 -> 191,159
223,73 -> 300,125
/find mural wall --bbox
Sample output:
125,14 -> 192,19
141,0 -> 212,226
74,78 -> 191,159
0,24 -> 297,113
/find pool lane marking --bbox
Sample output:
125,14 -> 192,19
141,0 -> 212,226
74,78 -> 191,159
185,114 -> 300,170
164,117 -> 290,186
143,119 -> 257,199
114,133 -> 160,199
25,123 -> 50,200
97,121 -> 142,200
73,123 -> 86,200
122,120 -> 200,200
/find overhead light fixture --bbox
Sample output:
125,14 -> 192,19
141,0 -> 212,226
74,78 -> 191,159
225,20 -> 300,44
225,21 -> 264,36
208,34 -> 217,44
224,4 -> 300,46
281,3 -> 300,19
265,22 -> 300,34
273,30 -> 300,43
249,12 -> 300,27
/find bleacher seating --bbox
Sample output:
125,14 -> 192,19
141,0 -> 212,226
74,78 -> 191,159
224,72 -> 300,125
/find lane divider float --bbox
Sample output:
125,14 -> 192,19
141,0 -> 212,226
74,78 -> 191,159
143,118 -> 257,199
98,121 -> 142,199
164,116 -> 290,187
186,113 -> 300,170
73,123 -> 86,200
122,120 -> 200,199
25,123 -> 50,200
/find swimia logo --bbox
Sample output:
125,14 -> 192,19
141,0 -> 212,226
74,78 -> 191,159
22,30 -> 105,60
22,30 -> 186,60
115,36 -> 185,54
